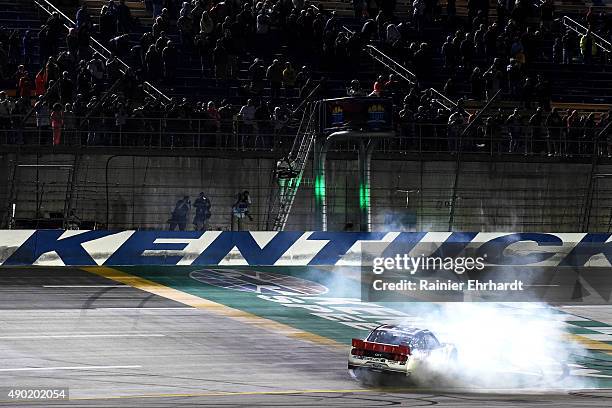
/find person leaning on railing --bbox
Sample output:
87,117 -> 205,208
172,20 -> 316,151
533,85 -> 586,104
0,92 -> 12,143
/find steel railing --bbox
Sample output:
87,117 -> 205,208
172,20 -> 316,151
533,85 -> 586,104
340,25 -> 458,111
1,120 -> 609,157
562,15 -> 612,54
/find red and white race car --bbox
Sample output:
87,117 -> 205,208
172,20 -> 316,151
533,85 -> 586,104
348,324 -> 457,379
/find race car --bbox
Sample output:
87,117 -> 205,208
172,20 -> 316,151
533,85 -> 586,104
348,324 -> 457,379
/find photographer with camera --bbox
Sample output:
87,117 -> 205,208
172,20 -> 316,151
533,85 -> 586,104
193,192 -> 212,231
168,195 -> 191,231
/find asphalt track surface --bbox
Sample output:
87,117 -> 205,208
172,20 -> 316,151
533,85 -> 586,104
0,267 -> 611,407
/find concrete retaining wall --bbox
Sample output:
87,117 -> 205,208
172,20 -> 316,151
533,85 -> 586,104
1,153 -> 609,231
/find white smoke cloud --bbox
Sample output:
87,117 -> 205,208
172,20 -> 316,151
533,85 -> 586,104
401,302 -> 593,391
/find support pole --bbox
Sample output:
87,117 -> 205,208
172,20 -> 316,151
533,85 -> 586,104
313,139 -> 329,231
358,139 -> 377,232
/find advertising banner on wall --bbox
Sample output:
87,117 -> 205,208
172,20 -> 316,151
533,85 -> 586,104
322,97 -> 393,132
0,230 -> 611,303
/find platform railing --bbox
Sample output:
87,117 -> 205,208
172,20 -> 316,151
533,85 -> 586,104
562,15 -> 612,54
0,118 -> 609,159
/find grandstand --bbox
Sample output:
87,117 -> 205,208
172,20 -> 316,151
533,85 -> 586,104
0,0 -> 611,232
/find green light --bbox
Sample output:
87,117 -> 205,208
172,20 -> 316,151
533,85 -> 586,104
314,174 -> 325,202
359,183 -> 370,209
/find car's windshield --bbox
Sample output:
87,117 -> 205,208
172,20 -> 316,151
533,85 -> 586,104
366,329 -> 415,347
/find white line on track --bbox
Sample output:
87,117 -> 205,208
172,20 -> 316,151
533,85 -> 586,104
0,365 -> 142,372
42,285 -> 129,288
0,334 -> 165,339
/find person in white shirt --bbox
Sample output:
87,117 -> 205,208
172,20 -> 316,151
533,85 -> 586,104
238,99 -> 257,149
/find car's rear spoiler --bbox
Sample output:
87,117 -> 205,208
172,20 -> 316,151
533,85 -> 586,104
351,338 -> 410,355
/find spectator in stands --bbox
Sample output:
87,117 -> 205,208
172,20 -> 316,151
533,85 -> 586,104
535,75 -> 551,111
583,112 -> 597,155
239,99 -> 257,148
539,0 -> 555,32
63,103 -> 76,145
88,57 -> 105,91
162,40 -> 177,81
21,31 -> 33,66
248,58 -> 266,95
177,6 -> 194,49
600,112 -> 612,157
470,67 -> 483,100
145,44 -> 162,80
76,3 -> 91,30
267,59 -> 283,100
272,105 -> 289,147
580,30 -> 596,64
398,103 -> 413,150
552,36 -> 562,64
18,72 -> 33,100
200,11 -> 214,35
441,35 -> 455,69
59,71 -> 73,105
505,108 -> 522,153
460,32 -> 474,71
117,0 -> 134,33
99,5 -> 117,41
370,75 -> 385,97
50,103 -> 64,146
255,101 -> 272,147
193,192 -> 212,231
444,77 -> 457,98
218,99 -> 235,143
413,0 -> 426,32
282,62 -> 296,96
34,96 -> 50,144
35,67 -> 47,96
169,196 -> 191,231
213,39 -> 228,82
562,30 -> 575,64
86,96 -> 103,145
386,23 -> 401,45
447,108 -> 466,152
0,92 -> 11,141
528,107 -> 544,155
506,59 -> 521,97
347,79 -> 366,96
114,102 -> 128,143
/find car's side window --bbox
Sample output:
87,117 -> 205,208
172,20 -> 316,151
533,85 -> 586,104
424,334 -> 440,349
413,335 -> 426,350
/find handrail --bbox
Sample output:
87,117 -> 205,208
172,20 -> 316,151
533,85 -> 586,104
364,45 -> 418,83
429,88 -> 457,110
562,15 -> 612,54
291,84 -> 321,118
32,0 -> 171,102
340,25 -> 417,82
340,25 -> 458,111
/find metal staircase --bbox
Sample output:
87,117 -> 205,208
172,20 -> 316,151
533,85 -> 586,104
266,100 -> 321,231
